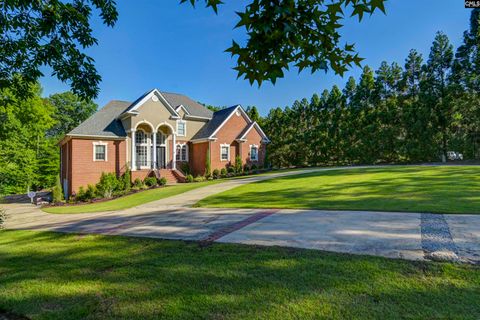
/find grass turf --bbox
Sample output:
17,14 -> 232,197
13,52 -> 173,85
0,230 -> 479,319
196,165 -> 480,214
41,168 -> 305,214
42,181 -> 223,214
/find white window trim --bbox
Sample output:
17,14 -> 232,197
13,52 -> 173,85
249,144 -> 259,161
176,120 -> 187,137
220,144 -> 230,162
93,141 -> 108,162
135,129 -> 151,169
175,143 -> 188,161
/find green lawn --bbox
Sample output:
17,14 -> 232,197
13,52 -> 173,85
196,166 -> 480,214
41,168 -> 305,214
43,181 -> 223,214
1,230 -> 479,319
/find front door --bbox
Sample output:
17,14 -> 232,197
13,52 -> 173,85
157,146 -> 166,169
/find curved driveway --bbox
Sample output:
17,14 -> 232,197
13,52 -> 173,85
3,166 -> 480,263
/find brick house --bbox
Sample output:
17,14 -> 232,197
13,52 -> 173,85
60,89 -> 270,198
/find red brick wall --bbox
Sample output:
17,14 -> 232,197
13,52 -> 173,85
67,138 -> 126,194
241,126 -> 266,167
210,111 -> 249,171
190,142 -> 209,176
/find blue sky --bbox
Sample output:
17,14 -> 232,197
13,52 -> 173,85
40,0 -> 470,116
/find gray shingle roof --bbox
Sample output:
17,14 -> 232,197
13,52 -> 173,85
161,91 -> 213,119
120,89 -> 213,119
68,100 -> 130,138
191,105 -> 239,140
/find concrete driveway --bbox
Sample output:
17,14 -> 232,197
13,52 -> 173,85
3,167 -> 480,263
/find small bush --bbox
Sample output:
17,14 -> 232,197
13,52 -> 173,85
158,177 -> 167,186
76,186 -> 86,202
144,176 -> 158,187
52,175 -> 64,203
212,169 -> 220,179
227,166 -> 235,174
234,155 -> 243,174
181,163 -> 191,175
220,168 -> 227,178
96,172 -> 118,198
86,184 -> 97,200
251,164 -> 258,171
186,174 -> 194,183
243,164 -> 251,173
194,175 -> 206,182
123,170 -> 131,193
133,178 -> 143,189
0,208 -> 7,229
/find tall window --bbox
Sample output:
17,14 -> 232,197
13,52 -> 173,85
250,145 -> 258,161
136,129 -> 149,167
177,120 -> 186,136
156,132 -> 166,145
220,144 -> 230,161
176,144 -> 188,161
93,143 -> 107,161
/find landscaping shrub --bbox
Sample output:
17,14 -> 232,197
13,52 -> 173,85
51,175 -> 64,203
123,170 -> 131,193
85,184 -> 97,200
96,172 -> 118,198
158,177 -> 167,186
133,178 -> 143,190
0,208 -> 7,229
194,175 -> 206,182
243,164 -> 251,173
234,155 -> 243,174
144,177 -> 158,187
212,169 -> 220,179
205,149 -> 212,179
227,166 -> 235,174
181,163 -> 191,175
186,174 -> 194,183
220,168 -> 227,178
76,186 -> 86,202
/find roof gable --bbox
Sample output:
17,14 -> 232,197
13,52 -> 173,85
191,105 -> 253,141
121,89 -> 181,119
237,122 -> 270,142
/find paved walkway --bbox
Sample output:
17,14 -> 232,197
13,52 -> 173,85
3,167 -> 480,263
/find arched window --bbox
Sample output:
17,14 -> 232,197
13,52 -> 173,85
176,144 -> 188,161
136,129 -> 149,167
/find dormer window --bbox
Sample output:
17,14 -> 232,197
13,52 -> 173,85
177,120 -> 186,136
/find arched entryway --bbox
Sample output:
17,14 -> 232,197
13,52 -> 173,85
155,123 -> 175,169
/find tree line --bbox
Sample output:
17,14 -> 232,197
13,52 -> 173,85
261,10 -> 480,168
0,85 -> 97,195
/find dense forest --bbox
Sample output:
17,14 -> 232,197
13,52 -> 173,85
261,9 -> 480,168
0,87 -> 97,195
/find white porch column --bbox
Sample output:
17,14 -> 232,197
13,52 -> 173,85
131,129 -> 136,171
172,133 -> 176,170
152,131 -> 157,169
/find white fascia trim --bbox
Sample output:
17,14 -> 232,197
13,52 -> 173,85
184,115 -> 212,121
93,141 -> 108,161
220,143 -> 230,162
208,105 -> 252,139
239,122 -> 270,142
175,104 -> 190,115
67,134 -> 127,140
190,137 -> 217,144
126,89 -> 181,118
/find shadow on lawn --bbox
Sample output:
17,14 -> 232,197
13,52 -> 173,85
200,166 -> 480,213
0,230 -> 479,319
